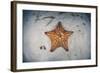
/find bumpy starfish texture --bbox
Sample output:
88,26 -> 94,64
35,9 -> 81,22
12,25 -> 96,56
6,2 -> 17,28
45,21 -> 73,52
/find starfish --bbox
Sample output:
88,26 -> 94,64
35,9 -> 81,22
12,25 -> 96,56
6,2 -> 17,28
45,21 -> 73,52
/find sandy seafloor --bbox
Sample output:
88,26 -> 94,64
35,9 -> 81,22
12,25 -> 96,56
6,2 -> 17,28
23,10 -> 91,62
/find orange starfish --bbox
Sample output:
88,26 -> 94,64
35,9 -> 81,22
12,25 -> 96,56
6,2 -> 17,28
45,21 -> 73,52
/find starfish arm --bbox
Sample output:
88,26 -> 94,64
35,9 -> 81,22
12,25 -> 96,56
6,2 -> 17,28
62,40 -> 69,51
50,35 -> 60,52
61,31 -> 73,51
64,31 -> 73,37
55,22 -> 65,32
45,32 -> 60,52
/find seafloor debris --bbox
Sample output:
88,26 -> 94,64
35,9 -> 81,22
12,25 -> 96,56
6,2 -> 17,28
35,14 -> 39,22
42,16 -> 55,20
40,46 -> 42,50
42,16 -> 55,25
78,30 -> 81,32
58,12 -> 65,15
80,15 -> 83,19
82,22 -> 86,26
76,25 -> 79,27
71,13 -> 80,17
71,13 -> 75,16
40,45 -> 46,50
